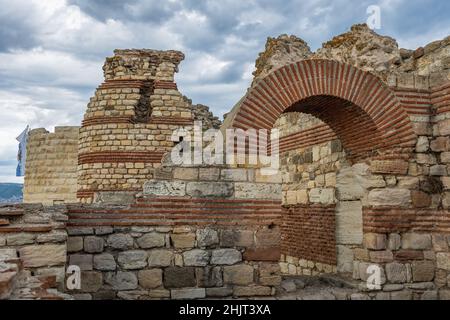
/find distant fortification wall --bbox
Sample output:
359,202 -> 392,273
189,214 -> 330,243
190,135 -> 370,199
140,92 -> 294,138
23,127 -> 79,205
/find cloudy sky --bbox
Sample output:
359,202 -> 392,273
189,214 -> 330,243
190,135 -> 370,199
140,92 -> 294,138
0,0 -> 449,183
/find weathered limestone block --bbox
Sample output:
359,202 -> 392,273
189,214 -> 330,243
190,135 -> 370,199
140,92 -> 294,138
223,264 -> 254,285
198,168 -> 221,181
220,169 -> 247,181
117,250 -> 148,269
220,230 -> 254,247
67,237 -> 83,253
171,288 -> 206,299
80,271 -> 103,293
147,249 -> 174,267
143,180 -> 186,197
337,245 -> 354,273
138,269 -> 163,289
234,183 -> 281,200
368,189 -> 411,206
436,253 -> 450,270
171,233 -> 196,249
93,253 -> 116,271
183,249 -> 210,266
336,167 -> 365,200
107,234 -> 134,250
173,167 -> 198,180
412,260 -> 435,282
19,244 -> 66,268
211,249 -> 242,265
255,229 -> 280,247
336,201 -> 363,245
196,228 -> 219,247
84,236 -> 104,253
186,182 -> 233,198
402,233 -> 432,250
105,272 -> 138,291
206,287 -> 233,297
233,285 -> 272,297
136,233 -> 165,249
309,188 -> 335,204
36,231 -> 67,243
6,233 -> 35,246
164,267 -> 196,288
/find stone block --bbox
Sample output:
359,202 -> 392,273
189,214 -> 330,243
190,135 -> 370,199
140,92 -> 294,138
436,253 -> 450,270
138,269 -> 163,289
105,272 -> 138,291
36,231 -> 67,243
143,180 -> 186,196
84,236 -> 104,253
220,229 -> 254,247
186,182 -> 233,198
309,188 -> 335,204
173,167 -> 198,180
336,167 -> 365,200
6,233 -> 35,246
183,249 -> 210,266
402,233 -> 432,250
164,267 -> 196,288
147,249 -> 174,267
117,250 -> 147,270
67,237 -> 83,253
211,249 -> 242,265
19,245 -> 66,268
388,234 -> 401,251
206,287 -> 233,297
171,233 -> 196,249
199,168 -> 220,181
220,169 -> 247,181
196,228 -> 219,247
80,271 -> 103,293
233,286 -> 271,297
412,260 -> 435,282
337,245 -> 354,273
69,254 -> 93,271
136,233 -> 165,249
234,183 -> 281,200
93,253 -> 116,271
336,201 -> 363,245
171,288 -> 206,300
223,264 -> 254,285
368,189 -> 411,207
106,234 -> 134,250
386,262 -> 407,283
255,229 -> 280,247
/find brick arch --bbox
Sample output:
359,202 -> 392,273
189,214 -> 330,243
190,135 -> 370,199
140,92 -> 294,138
230,59 -> 416,161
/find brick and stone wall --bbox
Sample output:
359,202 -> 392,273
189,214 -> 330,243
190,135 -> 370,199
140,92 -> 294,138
0,204 -> 69,299
24,127 -> 79,205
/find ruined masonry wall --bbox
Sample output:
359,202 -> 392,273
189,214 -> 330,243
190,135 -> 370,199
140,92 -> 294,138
24,127 -> 79,205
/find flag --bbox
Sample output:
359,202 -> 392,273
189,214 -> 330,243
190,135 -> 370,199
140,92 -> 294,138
16,125 -> 29,177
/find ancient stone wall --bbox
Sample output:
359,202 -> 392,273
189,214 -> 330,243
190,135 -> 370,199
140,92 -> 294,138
0,204 -> 69,299
24,127 -> 79,205
64,163 -> 282,299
